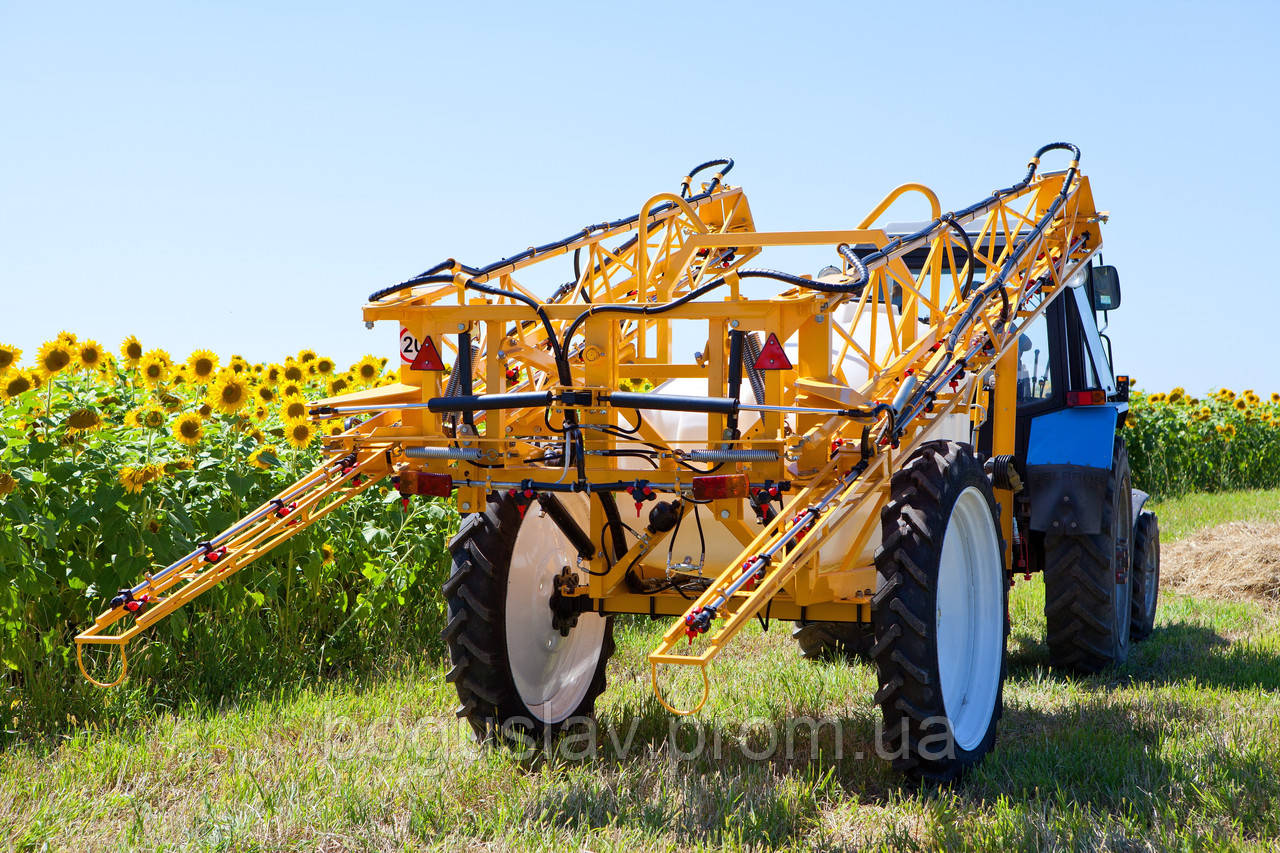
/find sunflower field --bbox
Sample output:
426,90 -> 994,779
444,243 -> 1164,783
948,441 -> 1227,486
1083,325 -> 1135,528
1125,386 -> 1280,498
0,334 -> 457,739
2,331 -> 1277,740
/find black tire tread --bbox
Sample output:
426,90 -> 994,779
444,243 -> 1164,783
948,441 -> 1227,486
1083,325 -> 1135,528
1130,510 -> 1160,641
871,439 -> 1008,784
792,620 -> 875,662
443,494 -> 614,739
1043,437 -> 1132,673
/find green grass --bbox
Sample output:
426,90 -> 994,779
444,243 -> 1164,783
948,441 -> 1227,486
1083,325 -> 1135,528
1148,487 -> 1280,542
4,494 -> 1280,851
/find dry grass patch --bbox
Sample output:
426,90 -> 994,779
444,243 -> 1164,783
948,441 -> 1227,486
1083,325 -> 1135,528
1163,521 -> 1280,603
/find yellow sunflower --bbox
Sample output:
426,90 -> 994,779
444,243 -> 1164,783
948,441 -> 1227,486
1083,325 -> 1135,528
138,350 -> 171,387
1,371 -> 34,400
36,339 -> 75,378
248,444 -> 281,470
285,420 -> 315,449
265,364 -> 283,384
230,357 -> 248,374
354,355 -> 382,384
208,371 -> 251,414
326,377 -> 348,396
171,367 -> 188,386
1234,398 -> 1247,411
121,335 -> 144,366
140,405 -> 167,430
297,349 -> 316,364
251,404 -> 269,422
280,396 -> 309,422
56,331 -> 77,346
172,412 -> 204,446
141,463 -> 166,483
0,344 -> 21,373
169,457 -> 196,472
1216,423 -> 1237,440
312,356 -> 334,376
187,350 -> 219,382
320,542 -> 334,564
118,465 -> 146,493
66,407 -> 103,434
1146,393 -> 1165,404
256,384 -> 276,404
123,407 -> 142,428
281,381 -> 302,399
1272,392 -> 1280,404
0,470 -> 15,497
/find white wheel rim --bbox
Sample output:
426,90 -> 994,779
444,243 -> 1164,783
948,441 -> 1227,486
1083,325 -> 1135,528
505,495 -> 607,724
934,486 -> 1004,752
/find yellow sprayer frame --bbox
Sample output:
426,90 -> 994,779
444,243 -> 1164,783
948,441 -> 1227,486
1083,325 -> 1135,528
77,148 -> 1104,712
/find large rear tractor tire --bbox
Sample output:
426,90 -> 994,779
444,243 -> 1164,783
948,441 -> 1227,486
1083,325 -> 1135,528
871,440 -> 1008,783
1044,437 -> 1133,672
443,493 -> 614,739
1130,509 -> 1160,642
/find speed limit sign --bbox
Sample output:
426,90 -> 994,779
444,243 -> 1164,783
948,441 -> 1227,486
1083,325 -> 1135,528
399,327 -> 419,364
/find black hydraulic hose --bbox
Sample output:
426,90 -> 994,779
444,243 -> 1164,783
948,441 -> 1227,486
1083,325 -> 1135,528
894,143 -> 1083,436
367,272 -> 454,303
836,243 -> 870,288
559,275 -> 730,356
598,491 -> 628,562
738,267 -> 867,295
371,157 -> 735,306
680,158 -> 734,198
941,215 -> 977,301
456,277 -> 573,386
558,263 -> 876,358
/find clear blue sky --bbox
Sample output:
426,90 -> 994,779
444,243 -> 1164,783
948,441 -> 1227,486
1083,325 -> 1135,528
3,1 -> 1277,394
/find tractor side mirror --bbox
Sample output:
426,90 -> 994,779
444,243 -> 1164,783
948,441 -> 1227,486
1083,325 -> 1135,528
1089,265 -> 1121,311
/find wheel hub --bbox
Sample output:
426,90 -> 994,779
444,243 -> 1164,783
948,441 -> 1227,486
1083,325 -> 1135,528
504,497 -> 607,724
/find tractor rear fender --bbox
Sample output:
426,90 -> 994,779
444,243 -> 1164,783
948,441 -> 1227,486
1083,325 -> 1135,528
1024,405 -> 1123,536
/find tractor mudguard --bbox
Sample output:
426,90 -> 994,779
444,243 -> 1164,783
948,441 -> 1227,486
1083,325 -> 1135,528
1131,488 -> 1151,520
1025,405 -> 1122,535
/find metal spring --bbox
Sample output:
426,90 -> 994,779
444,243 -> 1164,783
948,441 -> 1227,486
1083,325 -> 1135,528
741,332 -> 768,405
403,446 -> 482,460
443,345 -> 480,398
685,449 -> 778,462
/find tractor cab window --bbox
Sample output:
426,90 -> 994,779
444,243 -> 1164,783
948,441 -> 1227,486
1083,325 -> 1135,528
1017,312 -> 1053,403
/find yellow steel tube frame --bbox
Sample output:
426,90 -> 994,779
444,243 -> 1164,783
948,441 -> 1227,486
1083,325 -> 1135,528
75,163 -> 1105,707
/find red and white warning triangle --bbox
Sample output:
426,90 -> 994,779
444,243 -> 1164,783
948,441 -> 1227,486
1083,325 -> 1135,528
410,335 -> 446,371
753,332 -> 792,370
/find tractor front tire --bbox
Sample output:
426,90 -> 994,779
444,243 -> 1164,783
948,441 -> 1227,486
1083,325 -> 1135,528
1130,509 -> 1160,642
443,493 -> 614,740
872,440 -> 1008,783
1044,437 -> 1133,672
